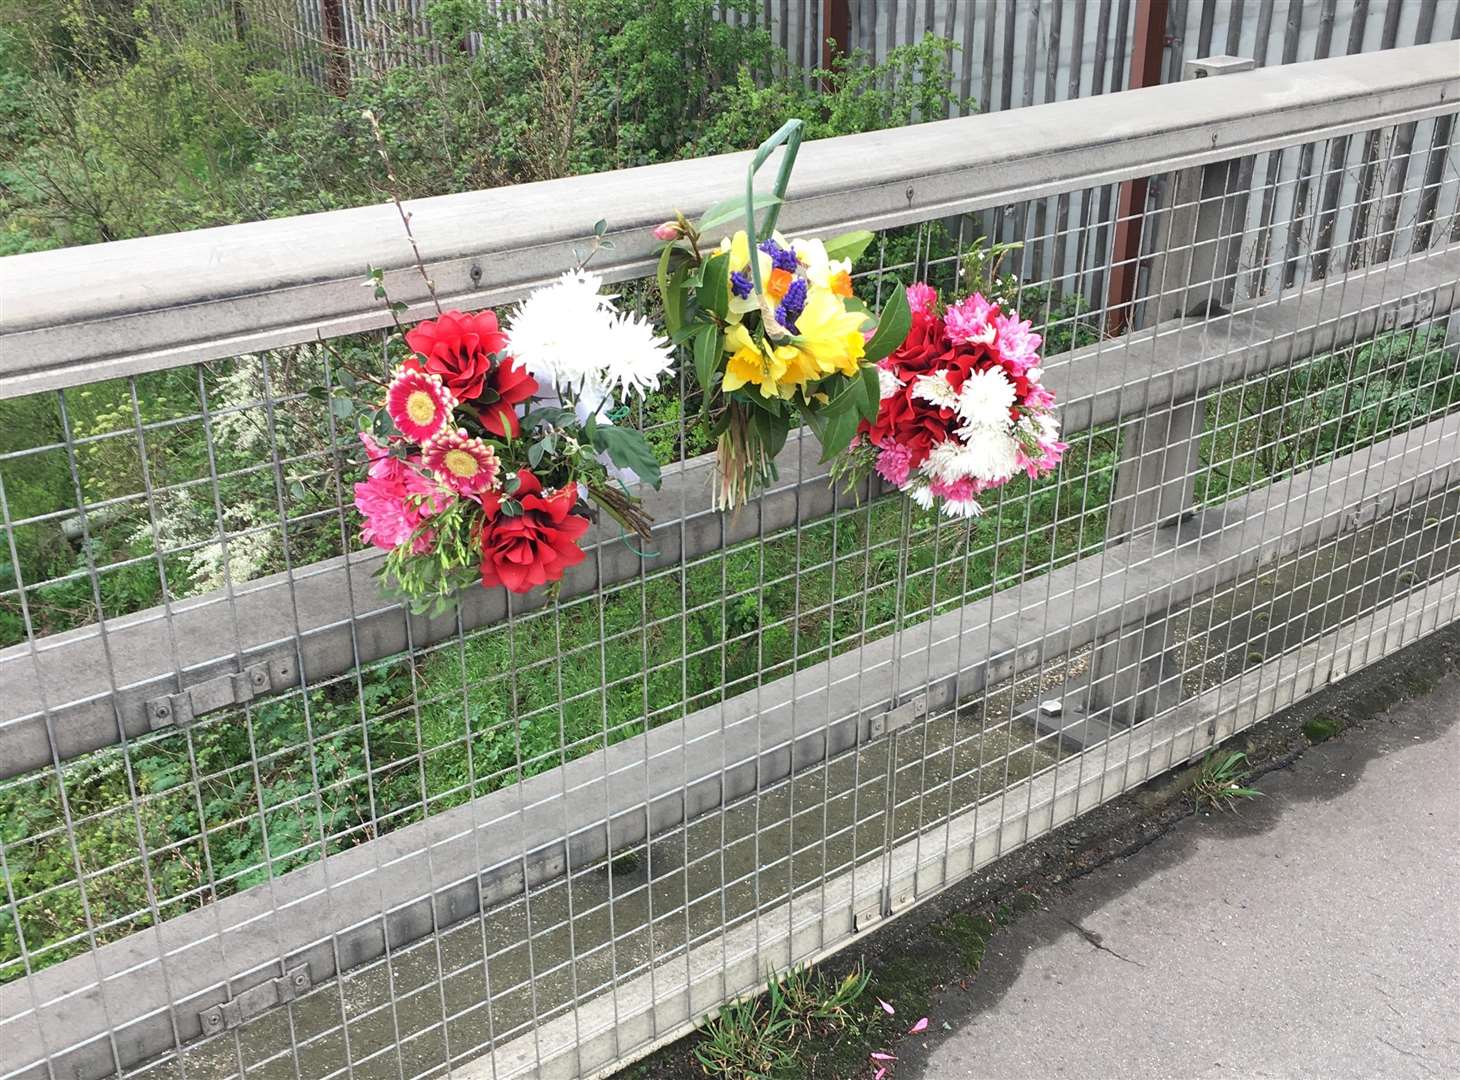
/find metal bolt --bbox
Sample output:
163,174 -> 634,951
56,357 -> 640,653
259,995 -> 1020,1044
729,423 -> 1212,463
156,704 -> 170,719
470,264 -> 483,285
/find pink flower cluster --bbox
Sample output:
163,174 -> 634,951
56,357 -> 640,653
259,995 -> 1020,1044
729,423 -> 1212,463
862,284 -> 1066,518
354,433 -> 451,553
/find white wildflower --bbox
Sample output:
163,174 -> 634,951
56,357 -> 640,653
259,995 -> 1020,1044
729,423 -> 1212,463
877,367 -> 904,400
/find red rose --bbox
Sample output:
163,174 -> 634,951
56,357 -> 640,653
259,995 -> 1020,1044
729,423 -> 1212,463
882,306 -> 949,380
863,386 -> 952,468
476,356 -> 539,438
404,309 -> 507,402
478,470 -> 589,594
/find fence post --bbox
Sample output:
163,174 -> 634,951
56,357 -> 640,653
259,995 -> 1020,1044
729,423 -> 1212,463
1103,0 -> 1170,337
1107,55 -> 1254,541
321,0 -> 350,98
1092,54 -> 1257,728
1145,56 -> 1258,324
821,0 -> 850,77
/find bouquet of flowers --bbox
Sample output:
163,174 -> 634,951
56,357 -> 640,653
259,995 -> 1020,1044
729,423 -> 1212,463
353,274 -> 673,607
654,120 -> 911,510
852,283 -> 1066,518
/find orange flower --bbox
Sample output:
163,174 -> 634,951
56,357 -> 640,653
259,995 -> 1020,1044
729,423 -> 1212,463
766,267 -> 795,302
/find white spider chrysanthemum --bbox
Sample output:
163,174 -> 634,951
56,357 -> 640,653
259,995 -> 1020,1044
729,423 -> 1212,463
924,429 -> 1020,485
908,482 -> 936,511
598,310 -> 675,396
940,496 -> 984,520
957,426 -> 1022,483
878,366 -> 904,400
955,367 -> 1017,431
911,372 -> 959,410
508,270 -> 614,396
508,269 -> 673,401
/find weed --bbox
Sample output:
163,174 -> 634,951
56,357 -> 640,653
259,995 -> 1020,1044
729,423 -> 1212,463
1193,750 -> 1262,810
692,963 -> 872,1077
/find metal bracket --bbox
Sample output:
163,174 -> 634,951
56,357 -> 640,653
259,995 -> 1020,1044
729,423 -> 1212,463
147,657 -> 294,731
199,965 -> 311,1035
869,693 -> 928,740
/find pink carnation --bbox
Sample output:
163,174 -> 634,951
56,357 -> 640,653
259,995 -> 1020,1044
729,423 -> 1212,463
905,282 -> 939,316
354,434 -> 451,554
874,439 -> 915,487
993,312 -> 1042,374
945,293 -> 998,346
1017,436 -> 1068,479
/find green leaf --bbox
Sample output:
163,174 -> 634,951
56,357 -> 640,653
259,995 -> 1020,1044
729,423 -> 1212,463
697,193 -> 782,236
594,425 -> 663,489
698,252 -> 730,321
818,409 -> 860,463
822,229 -> 875,265
331,396 -> 355,419
527,441 -> 545,468
656,245 -> 681,337
857,364 -> 882,423
863,283 -> 912,365
692,324 -> 722,403
593,218 -> 608,238
818,373 -> 864,417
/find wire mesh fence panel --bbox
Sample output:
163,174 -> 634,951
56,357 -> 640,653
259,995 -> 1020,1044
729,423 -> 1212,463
2,45 -> 1459,1080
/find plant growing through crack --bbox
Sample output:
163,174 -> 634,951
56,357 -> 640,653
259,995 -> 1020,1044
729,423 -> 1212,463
1193,749 -> 1262,810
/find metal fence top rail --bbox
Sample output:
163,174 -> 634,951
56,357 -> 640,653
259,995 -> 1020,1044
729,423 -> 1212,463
1,40 -> 1457,397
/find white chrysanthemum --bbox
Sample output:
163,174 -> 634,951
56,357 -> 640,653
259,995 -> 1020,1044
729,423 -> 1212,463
877,367 -> 904,400
508,270 -> 672,401
940,496 -> 984,520
508,270 -> 615,396
908,482 -> 936,511
955,367 -> 1017,431
598,310 -> 675,396
911,372 -> 959,409
924,429 -> 1019,485
957,426 -> 1021,483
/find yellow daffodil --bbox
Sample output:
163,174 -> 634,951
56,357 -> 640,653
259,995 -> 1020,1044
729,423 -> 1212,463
722,324 -> 791,399
792,238 -> 856,297
720,230 -> 775,317
791,287 -> 867,378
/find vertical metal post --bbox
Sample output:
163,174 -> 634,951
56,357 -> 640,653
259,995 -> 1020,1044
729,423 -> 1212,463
821,0 -> 850,76
1096,52 -> 1257,728
1109,55 -> 1254,541
1144,56 -> 1257,324
1104,0 -> 1170,337
320,0 -> 350,97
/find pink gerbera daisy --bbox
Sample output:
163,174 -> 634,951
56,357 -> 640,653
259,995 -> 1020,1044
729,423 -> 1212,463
422,429 -> 501,495
386,368 -> 457,444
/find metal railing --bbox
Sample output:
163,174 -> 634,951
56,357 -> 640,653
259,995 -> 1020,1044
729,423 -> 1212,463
1,41 -> 1458,1080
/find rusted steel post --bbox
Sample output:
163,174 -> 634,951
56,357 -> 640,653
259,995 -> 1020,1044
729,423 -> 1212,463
1104,0 -> 1169,335
821,0 -> 851,80
321,0 -> 350,98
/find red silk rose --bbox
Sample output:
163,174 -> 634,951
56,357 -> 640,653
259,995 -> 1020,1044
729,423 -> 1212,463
478,470 -> 589,593
404,309 -> 507,402
477,356 -> 539,438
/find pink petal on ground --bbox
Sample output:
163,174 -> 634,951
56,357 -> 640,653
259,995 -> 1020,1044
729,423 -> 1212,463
874,1069 -> 887,1080
870,1052 -> 896,1061
908,1017 -> 929,1034
877,998 -> 895,1015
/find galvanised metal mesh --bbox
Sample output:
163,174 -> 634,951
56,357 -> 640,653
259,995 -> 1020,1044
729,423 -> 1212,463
1,91 -> 1458,1080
